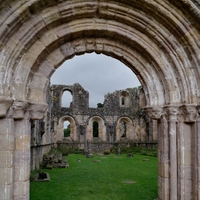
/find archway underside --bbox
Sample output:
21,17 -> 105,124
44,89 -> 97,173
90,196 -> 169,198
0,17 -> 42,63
0,1 -> 200,200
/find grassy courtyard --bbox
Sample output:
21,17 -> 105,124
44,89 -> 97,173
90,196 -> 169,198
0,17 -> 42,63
30,153 -> 158,200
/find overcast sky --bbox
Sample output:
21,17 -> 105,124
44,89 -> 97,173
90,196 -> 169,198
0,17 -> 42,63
50,53 -> 141,107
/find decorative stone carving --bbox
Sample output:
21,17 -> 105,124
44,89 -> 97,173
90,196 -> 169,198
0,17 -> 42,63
12,100 -> 29,119
144,106 -> 163,120
163,105 -> 179,122
180,104 -> 198,122
28,102 -> 48,120
0,97 -> 13,118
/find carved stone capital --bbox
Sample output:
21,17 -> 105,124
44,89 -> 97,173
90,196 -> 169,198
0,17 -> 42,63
28,102 -> 48,120
163,105 -> 179,122
180,104 -> 198,122
144,106 -> 163,120
0,97 -> 14,118
12,100 -> 29,119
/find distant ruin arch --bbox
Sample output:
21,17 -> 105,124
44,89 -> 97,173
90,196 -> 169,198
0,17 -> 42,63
87,116 -> 106,141
120,90 -> 130,107
116,117 -> 134,141
0,1 -> 200,199
57,115 -> 77,141
61,89 -> 73,107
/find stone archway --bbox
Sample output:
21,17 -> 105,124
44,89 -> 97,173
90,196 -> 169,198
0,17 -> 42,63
116,117 -> 134,141
86,116 -> 106,142
0,1 -> 200,199
57,115 -> 77,142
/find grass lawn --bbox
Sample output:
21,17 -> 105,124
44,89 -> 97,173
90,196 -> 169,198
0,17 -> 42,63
30,153 -> 158,200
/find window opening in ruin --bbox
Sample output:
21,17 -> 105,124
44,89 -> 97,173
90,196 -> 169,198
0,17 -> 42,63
121,97 -> 125,105
93,121 -> 99,137
64,121 -> 70,137
62,91 -> 72,107
120,91 -> 130,107
121,121 -> 127,138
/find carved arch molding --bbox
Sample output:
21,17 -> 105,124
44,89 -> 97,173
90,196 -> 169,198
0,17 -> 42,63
0,0 -> 200,199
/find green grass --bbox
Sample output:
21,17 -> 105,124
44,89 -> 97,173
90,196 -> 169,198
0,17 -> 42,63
30,154 -> 158,200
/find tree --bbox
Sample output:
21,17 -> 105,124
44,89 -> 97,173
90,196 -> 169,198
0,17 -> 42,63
64,124 -> 70,137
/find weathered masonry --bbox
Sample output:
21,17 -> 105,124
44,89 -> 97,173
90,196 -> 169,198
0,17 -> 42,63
0,0 -> 200,199
50,84 -> 156,149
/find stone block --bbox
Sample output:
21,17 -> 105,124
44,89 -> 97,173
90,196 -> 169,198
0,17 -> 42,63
60,42 -> 75,59
26,40 -> 46,60
0,185 -> 7,199
73,39 -> 86,54
0,168 -> 7,185
14,150 -> 30,166
183,151 -> 192,166
0,151 -> 13,168
46,48 -> 65,67
0,183 -> 13,200
158,162 -> 169,178
40,30 -> 58,47
37,60 -> 55,78
14,165 -> 30,182
27,88 -> 44,103
14,194 -> 29,200
0,167 -> 13,185
41,6 -> 60,27
14,180 -> 29,196
29,73 -> 48,90
185,179 -> 192,193
0,133 -> 14,151
0,118 -> 13,136
15,135 -> 30,150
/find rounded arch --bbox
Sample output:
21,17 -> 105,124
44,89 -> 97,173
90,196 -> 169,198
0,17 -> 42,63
87,116 -> 106,141
120,90 -> 130,106
57,115 -> 77,141
1,1 -> 200,200
61,88 -> 73,107
0,0 -> 199,109
116,117 -> 134,141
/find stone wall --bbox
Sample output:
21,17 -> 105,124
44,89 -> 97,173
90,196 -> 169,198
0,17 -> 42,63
31,83 -> 157,169
50,83 -> 156,152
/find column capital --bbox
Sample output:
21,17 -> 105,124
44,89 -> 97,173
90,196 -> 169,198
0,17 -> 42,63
144,106 -> 163,120
163,105 -> 179,122
12,100 -> 29,119
10,100 -> 48,120
28,102 -> 48,120
180,104 -> 198,122
0,97 -> 13,118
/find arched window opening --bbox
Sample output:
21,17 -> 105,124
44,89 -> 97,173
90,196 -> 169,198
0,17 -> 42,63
93,121 -> 99,138
121,97 -> 125,105
64,121 -> 70,137
62,91 -> 72,107
121,121 -> 126,138
120,91 -> 130,106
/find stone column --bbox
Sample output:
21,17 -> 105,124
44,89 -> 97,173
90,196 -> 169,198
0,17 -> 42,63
0,99 -> 14,200
164,106 -> 179,200
152,119 -> 158,141
145,106 -> 170,200
12,101 -> 47,200
146,104 -> 200,200
0,117 -> 14,200
194,109 -> 200,200
13,101 -> 30,200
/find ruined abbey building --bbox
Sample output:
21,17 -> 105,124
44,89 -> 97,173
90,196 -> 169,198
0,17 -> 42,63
51,84 -> 155,147
1,0 -> 200,199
